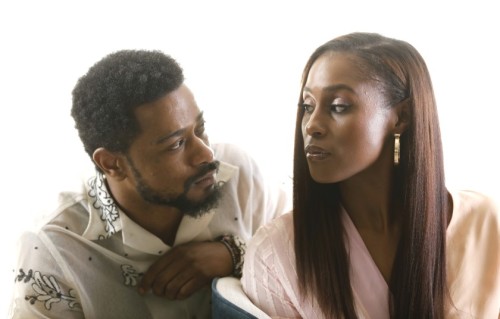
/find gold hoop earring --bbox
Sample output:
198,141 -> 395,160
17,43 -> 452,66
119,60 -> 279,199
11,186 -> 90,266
394,133 -> 401,165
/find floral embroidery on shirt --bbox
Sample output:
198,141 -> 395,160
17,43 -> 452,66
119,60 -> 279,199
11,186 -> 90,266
88,172 -> 119,237
121,264 -> 143,287
15,268 -> 81,310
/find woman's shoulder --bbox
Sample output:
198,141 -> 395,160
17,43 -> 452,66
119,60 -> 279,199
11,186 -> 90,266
253,211 -> 294,241
446,190 -> 500,318
447,188 -> 499,266
449,189 -> 499,230
246,212 -> 294,261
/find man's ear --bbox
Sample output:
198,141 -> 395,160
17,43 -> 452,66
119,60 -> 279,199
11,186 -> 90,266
393,98 -> 411,134
92,148 -> 127,180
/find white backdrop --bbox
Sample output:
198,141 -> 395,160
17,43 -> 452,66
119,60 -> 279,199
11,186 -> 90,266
1,0 -> 499,316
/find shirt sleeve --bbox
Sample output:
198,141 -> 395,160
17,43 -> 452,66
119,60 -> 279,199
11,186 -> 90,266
9,231 -> 84,319
241,221 -> 301,319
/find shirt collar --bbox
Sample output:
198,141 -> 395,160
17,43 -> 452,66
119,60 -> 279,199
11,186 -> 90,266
82,171 -> 122,240
82,161 -> 238,254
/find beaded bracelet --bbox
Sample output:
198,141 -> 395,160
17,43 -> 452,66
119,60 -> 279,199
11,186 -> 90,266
217,234 -> 246,278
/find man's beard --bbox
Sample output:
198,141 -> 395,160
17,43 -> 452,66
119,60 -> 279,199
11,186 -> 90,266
127,159 -> 224,218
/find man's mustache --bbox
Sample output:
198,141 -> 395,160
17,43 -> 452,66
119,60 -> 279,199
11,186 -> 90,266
184,160 -> 220,190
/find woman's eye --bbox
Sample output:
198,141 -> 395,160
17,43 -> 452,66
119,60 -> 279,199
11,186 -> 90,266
301,104 -> 314,113
330,104 -> 349,113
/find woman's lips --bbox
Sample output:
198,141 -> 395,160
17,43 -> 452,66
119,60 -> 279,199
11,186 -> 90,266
305,145 -> 330,160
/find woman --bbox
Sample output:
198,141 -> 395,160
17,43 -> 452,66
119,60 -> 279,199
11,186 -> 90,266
241,32 -> 499,318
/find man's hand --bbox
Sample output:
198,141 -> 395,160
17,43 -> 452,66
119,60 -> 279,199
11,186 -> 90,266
138,241 -> 233,300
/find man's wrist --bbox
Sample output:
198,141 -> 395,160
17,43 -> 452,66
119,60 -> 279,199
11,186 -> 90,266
216,234 -> 246,278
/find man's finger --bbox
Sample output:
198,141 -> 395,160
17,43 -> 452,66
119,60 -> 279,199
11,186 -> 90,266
138,250 -> 176,294
175,276 -> 207,300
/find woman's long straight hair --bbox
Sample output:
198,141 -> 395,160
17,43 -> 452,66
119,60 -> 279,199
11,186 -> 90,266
293,32 -> 448,318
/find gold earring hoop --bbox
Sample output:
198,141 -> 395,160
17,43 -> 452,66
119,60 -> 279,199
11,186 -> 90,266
394,133 -> 401,165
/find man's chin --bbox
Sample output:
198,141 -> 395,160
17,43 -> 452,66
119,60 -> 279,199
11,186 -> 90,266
187,184 -> 215,202
181,184 -> 223,218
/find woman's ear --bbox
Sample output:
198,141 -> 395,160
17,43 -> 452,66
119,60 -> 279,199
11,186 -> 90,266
92,148 -> 127,180
393,98 -> 411,134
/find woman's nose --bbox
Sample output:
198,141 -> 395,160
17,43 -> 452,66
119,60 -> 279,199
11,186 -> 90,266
304,111 -> 326,137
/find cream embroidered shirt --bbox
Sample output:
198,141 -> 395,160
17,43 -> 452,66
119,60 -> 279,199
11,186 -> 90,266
9,143 -> 290,319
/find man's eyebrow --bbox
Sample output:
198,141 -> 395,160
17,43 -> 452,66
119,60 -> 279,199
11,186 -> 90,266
155,112 -> 205,145
196,111 -> 205,124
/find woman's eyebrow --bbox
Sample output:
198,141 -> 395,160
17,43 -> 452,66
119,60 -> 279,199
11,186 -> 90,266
303,84 -> 355,94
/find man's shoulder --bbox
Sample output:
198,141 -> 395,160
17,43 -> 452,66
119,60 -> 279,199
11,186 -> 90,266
213,143 -> 254,165
37,184 -> 91,235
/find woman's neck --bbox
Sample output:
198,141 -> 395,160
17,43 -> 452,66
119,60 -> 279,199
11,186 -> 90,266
339,170 -> 399,234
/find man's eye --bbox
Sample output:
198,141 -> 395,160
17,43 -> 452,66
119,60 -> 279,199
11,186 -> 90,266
169,139 -> 185,150
195,124 -> 206,136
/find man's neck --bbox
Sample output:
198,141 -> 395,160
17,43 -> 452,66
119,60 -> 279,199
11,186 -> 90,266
125,205 -> 184,246
107,178 -> 184,246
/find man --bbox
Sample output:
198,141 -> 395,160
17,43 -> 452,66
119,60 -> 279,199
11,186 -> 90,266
9,50 -> 289,318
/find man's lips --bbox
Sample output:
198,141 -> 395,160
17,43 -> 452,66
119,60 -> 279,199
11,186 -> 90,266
305,145 -> 330,160
193,170 -> 217,187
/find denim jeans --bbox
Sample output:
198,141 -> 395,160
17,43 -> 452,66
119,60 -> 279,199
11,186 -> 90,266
211,278 -> 258,319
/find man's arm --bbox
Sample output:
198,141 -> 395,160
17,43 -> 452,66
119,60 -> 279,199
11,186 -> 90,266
9,232 -> 84,319
138,143 -> 291,300
137,240 -> 233,300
